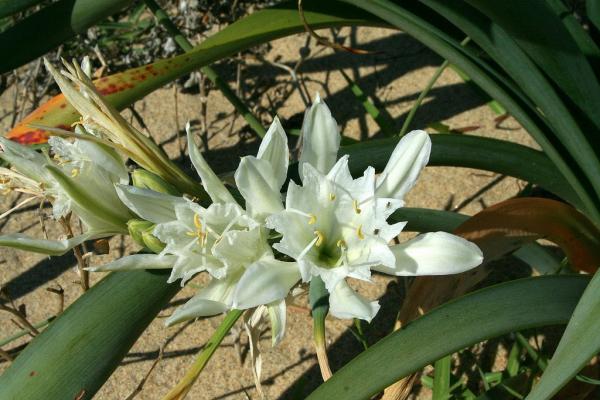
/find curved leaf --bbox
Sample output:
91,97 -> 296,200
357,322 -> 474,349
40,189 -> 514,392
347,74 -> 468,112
306,275 -> 590,400
340,134 -> 578,208
0,0 -> 135,73
0,269 -> 180,400
337,0 -> 599,228
6,0 -> 385,144
527,272 -> 600,400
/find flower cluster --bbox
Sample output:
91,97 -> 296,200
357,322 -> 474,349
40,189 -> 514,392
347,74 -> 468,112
90,95 -> 483,340
0,59 -> 483,345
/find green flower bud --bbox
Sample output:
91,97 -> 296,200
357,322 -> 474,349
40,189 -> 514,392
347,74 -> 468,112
141,229 -> 165,254
132,169 -> 180,196
127,219 -> 154,247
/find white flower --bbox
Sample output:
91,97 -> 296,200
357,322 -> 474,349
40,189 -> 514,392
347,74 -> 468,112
0,133 -> 132,255
92,120 -> 299,344
267,97 -> 483,322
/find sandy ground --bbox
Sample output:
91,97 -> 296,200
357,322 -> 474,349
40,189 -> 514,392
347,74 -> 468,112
0,26 -> 538,399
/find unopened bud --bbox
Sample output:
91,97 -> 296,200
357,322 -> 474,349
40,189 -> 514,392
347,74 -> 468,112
132,169 -> 180,196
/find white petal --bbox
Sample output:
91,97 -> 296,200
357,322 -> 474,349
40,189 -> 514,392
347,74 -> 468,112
329,280 -> 380,322
0,137 -> 50,183
232,259 -> 300,309
299,94 -> 340,177
186,123 -> 236,204
256,117 -> 289,190
375,130 -> 431,200
116,184 -> 185,224
268,300 -> 287,346
0,231 -> 107,256
166,271 -> 241,325
234,156 -> 283,220
374,232 -> 483,276
86,254 -> 176,271
212,228 -> 271,268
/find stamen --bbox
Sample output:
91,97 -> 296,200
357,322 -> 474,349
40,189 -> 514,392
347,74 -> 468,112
298,235 -> 319,261
314,230 -> 325,247
289,208 -> 317,224
70,168 -> 79,177
336,239 -> 346,248
356,225 -> 365,240
193,213 -> 202,229
328,193 -> 336,201
353,199 -> 362,214
186,213 -> 207,245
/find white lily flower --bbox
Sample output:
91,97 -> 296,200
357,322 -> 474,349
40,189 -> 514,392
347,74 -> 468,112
0,133 -> 132,255
267,98 -> 483,322
93,120 -> 299,343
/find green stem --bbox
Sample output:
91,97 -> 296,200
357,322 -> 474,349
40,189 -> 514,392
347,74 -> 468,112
309,276 -> 332,380
143,0 -> 266,137
432,355 -> 452,400
162,309 -> 243,400
399,37 -> 470,136
0,316 -> 55,348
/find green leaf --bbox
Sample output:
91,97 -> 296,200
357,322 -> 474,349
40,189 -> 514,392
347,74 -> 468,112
527,272 -> 600,399
588,0 -> 600,31
433,355 -> 452,400
337,0 -> 599,224
305,275 -> 590,400
466,1 -> 600,133
0,0 -> 44,18
0,270 -> 180,400
341,134 -> 579,208
0,0 -> 135,72
8,0 -> 385,143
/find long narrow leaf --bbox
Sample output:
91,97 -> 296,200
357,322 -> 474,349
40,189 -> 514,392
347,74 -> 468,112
6,0 -> 385,143
526,272 -> 600,400
341,134 -> 578,208
0,0 -> 135,72
0,269 -> 180,399
305,275 -> 590,400
337,0 -> 599,224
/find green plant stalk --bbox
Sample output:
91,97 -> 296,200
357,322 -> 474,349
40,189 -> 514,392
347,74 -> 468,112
400,37 -> 470,136
515,332 -> 548,371
309,276 -> 332,380
142,0 -> 266,138
162,309 -> 243,400
432,355 -> 452,400
0,316 -> 55,348
339,68 -> 396,136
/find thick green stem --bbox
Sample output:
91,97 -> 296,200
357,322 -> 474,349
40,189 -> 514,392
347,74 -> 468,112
162,309 -> 244,400
309,276 -> 332,380
143,0 -> 266,137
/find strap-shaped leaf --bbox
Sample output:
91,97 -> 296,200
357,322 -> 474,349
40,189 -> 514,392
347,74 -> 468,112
306,275 -> 589,400
527,272 -> 600,399
0,269 -> 180,400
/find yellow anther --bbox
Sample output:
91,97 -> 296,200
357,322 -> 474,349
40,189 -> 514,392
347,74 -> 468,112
193,213 -> 202,229
314,230 -> 325,247
329,193 -> 336,201
356,225 -> 365,240
353,199 -> 362,214
186,214 -> 207,245
308,214 -> 317,225
336,239 -> 346,248
70,168 -> 80,177
71,117 -> 84,128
